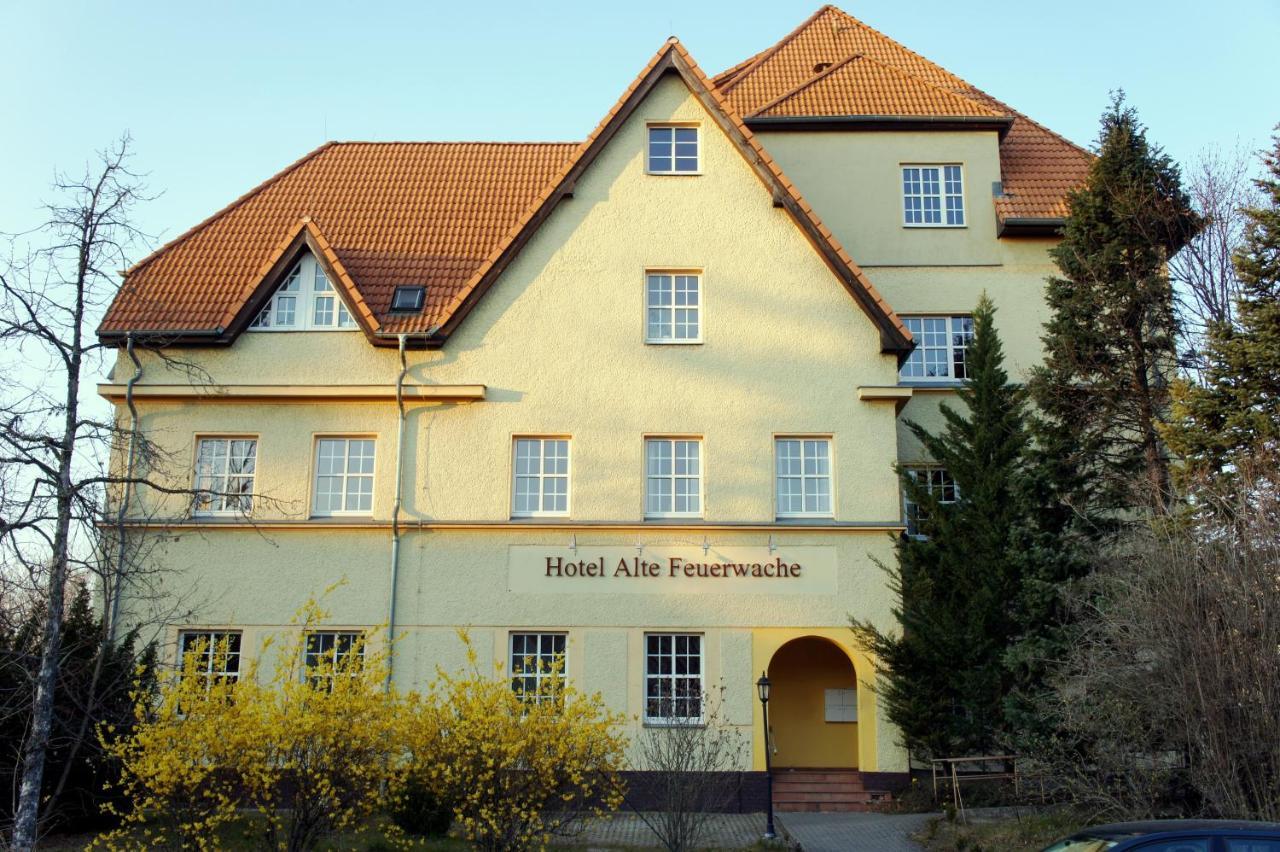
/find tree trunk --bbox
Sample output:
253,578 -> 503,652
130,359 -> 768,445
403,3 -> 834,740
11,236 -> 87,850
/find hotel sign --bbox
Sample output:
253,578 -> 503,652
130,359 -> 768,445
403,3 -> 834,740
507,545 -> 837,595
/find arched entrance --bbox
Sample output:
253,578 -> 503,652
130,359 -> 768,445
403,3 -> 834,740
767,636 -> 859,768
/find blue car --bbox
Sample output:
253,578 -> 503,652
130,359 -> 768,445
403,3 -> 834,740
1042,820 -> 1280,851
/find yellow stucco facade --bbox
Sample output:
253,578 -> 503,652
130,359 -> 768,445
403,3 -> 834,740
108,70 -> 1061,777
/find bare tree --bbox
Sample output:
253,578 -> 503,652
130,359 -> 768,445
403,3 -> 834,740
625,687 -> 750,852
1170,143 -> 1260,370
1032,454 -> 1280,821
0,135 -> 258,847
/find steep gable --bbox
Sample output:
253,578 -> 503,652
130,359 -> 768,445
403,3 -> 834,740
718,4 -> 1091,228
100,38 -> 911,356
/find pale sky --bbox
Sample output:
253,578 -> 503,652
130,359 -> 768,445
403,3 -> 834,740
2,0 -> 1278,264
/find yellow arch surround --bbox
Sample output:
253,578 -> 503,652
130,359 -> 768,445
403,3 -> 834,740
751,628 -> 880,772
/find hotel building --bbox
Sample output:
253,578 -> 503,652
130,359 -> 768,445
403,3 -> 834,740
98,6 -> 1088,808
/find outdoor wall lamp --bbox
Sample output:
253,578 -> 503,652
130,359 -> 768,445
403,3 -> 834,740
756,672 -> 776,840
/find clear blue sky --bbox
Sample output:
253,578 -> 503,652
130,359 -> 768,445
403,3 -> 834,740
2,0 -> 1278,248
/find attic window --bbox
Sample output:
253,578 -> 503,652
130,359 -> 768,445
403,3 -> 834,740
249,254 -> 356,331
391,285 -> 426,313
813,62 -> 833,73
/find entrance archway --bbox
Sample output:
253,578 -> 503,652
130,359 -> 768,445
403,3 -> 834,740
767,636 -> 859,768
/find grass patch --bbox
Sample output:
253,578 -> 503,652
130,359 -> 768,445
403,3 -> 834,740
916,807 -> 1088,852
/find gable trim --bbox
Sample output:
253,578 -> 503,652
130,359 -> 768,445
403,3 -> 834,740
431,39 -> 913,356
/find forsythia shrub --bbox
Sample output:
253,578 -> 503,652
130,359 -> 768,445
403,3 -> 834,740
98,596 -> 409,851
406,630 -> 627,851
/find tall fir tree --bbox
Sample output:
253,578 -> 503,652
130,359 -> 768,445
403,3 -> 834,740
853,295 -> 1032,758
1165,133 -> 1280,479
1031,94 -> 1204,519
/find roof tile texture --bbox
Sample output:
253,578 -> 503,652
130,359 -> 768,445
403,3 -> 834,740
754,53 -> 1004,119
101,142 -> 576,334
719,4 -> 1091,220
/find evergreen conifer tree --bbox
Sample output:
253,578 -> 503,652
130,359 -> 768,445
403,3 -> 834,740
1030,94 -> 1203,519
1165,134 -> 1280,478
853,295 -> 1032,758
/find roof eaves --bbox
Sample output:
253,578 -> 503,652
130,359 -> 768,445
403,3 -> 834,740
747,114 -> 1014,137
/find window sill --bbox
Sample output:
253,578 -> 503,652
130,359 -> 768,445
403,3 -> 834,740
902,224 -> 967,230
644,339 -> 704,346
646,171 -> 703,177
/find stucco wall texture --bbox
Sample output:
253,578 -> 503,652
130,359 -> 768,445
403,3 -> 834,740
111,74 -> 1062,777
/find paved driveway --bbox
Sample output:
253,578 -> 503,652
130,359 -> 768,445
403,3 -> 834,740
778,811 -> 938,852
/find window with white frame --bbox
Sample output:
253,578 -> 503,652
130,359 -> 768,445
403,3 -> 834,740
647,125 -> 699,174
312,438 -> 375,516
193,438 -> 256,515
899,316 -> 974,381
645,273 -> 701,343
902,165 -> 964,226
512,438 -> 570,517
644,633 -> 704,724
902,466 -> 958,538
304,631 -> 364,688
178,630 -> 242,688
776,438 -> 832,517
509,632 -> 567,703
250,253 -> 357,330
645,438 -> 702,517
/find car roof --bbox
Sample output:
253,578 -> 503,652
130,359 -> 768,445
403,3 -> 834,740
1078,819 -> 1280,839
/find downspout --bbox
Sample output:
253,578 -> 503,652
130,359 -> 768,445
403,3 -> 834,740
110,334 -> 143,643
386,334 -> 409,690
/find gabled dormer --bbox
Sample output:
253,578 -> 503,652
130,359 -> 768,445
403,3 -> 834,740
249,252 -> 358,331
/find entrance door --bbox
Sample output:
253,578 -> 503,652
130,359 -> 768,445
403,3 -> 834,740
767,637 -> 859,768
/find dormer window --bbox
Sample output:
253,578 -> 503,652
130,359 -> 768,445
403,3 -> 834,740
902,164 -> 965,227
390,285 -> 426,313
647,125 -> 699,174
250,253 -> 357,331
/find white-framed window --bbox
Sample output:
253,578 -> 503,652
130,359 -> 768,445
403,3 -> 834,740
899,315 -> 974,382
902,466 -> 958,538
177,630 -> 242,688
645,438 -> 703,517
645,272 -> 701,343
304,631 -> 365,688
512,438 -> 570,517
193,437 -> 257,515
509,632 -> 567,703
902,165 -> 964,227
776,438 -> 833,518
250,253 -> 357,331
312,437 -> 375,516
644,633 -> 704,724
824,688 -> 858,723
647,125 -> 700,174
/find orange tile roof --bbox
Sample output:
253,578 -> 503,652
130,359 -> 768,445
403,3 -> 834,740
101,141 -> 577,336
753,53 -> 1005,119
717,4 -> 1091,223
101,36 -> 912,353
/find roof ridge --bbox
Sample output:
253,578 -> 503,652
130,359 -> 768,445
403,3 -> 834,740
711,46 -> 772,88
123,141 -> 339,279
824,5 -> 971,92
718,4 -> 836,95
750,50 -> 1005,119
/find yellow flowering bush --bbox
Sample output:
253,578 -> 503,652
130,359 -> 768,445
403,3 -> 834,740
405,631 -> 628,851
98,597 -> 409,851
